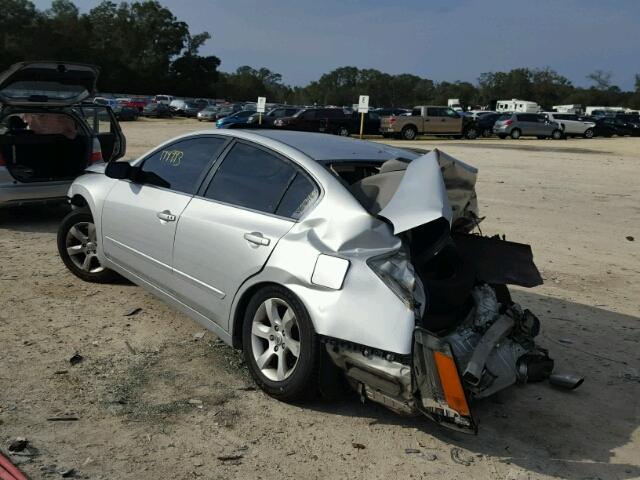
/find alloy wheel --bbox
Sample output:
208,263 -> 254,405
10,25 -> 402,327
250,298 -> 301,381
65,221 -> 104,273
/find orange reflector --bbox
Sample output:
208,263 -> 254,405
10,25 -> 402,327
433,351 -> 470,417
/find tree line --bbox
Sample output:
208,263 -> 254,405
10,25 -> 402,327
2,0 -> 640,109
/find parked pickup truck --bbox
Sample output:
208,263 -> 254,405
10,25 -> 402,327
380,106 -> 478,140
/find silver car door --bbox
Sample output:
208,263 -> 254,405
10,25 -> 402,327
172,141 -> 319,329
101,135 -> 228,290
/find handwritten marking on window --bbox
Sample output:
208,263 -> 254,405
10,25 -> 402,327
160,149 -> 184,166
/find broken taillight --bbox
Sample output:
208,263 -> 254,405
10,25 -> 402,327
389,116 -> 397,124
503,119 -> 513,126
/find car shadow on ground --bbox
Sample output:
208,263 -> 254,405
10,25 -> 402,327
0,202 -> 70,233
306,291 -> 640,480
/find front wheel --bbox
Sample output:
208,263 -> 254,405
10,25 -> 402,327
551,129 -> 564,140
57,209 -> 117,283
242,286 -> 319,401
583,128 -> 594,139
464,127 -> 478,139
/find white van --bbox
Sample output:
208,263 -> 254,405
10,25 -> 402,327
447,98 -> 462,111
153,95 -> 173,105
496,99 -> 540,113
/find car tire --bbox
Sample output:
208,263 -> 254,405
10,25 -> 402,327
583,128 -> 594,139
510,129 -> 521,140
551,129 -> 563,140
401,125 -> 418,140
464,127 -> 478,140
336,126 -> 350,137
242,285 -> 319,401
57,209 -> 118,284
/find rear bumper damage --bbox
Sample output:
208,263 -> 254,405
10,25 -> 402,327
320,149 -> 581,432
326,279 -> 554,433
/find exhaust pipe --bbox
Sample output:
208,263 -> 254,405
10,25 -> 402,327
548,373 -> 584,390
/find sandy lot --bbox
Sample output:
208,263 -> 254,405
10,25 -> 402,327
1,118 -> 638,480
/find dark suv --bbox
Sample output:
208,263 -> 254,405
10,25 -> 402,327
272,108 -> 348,133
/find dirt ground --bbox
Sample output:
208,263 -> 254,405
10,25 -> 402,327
1,118 -> 638,480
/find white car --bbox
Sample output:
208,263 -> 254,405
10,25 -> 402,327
543,112 -> 596,138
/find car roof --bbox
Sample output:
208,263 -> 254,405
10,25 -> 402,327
243,130 -> 418,162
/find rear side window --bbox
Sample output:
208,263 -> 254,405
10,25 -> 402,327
516,114 -> 536,122
301,110 -> 316,120
204,142 -> 317,219
275,171 -> 319,219
412,108 -> 422,116
139,136 -> 226,194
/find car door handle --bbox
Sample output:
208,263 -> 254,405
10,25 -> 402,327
244,232 -> 270,246
157,210 -> 176,222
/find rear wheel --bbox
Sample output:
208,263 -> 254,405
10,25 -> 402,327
510,129 -> 521,139
242,286 -> 319,401
401,125 -> 417,140
336,125 -> 350,137
551,129 -> 563,140
57,209 -> 117,283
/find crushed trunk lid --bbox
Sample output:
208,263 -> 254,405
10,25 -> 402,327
349,149 -> 480,235
0,61 -> 99,107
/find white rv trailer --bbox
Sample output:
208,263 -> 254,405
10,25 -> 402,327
552,104 -> 583,114
496,99 -> 540,113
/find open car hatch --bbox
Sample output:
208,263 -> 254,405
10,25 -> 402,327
0,61 -> 99,107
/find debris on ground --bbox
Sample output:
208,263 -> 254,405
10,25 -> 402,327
8,437 -> 28,452
425,453 -> 438,461
217,454 -> 243,462
188,398 -> 203,408
193,331 -> 206,340
124,340 -> 136,355
47,416 -> 79,422
352,442 -> 366,450
626,236 -> 634,242
59,467 -> 76,477
450,447 -> 475,466
558,338 -> 574,345
405,448 -> 421,454
69,353 -> 83,366
124,307 -> 142,316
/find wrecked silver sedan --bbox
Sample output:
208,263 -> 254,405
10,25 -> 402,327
58,130 -> 565,433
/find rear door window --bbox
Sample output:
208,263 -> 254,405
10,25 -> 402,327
203,142 -> 317,219
138,136 -> 227,194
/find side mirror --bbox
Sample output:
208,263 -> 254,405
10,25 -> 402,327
105,161 -> 133,180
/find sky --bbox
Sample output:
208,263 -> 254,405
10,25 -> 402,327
34,0 -> 640,90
